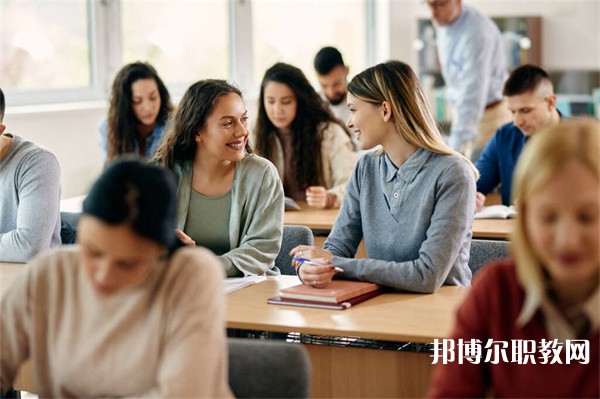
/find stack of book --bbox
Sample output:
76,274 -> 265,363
268,280 -> 383,310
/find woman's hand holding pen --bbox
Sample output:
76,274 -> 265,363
289,245 -> 340,288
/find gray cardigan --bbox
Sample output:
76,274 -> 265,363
324,148 -> 475,293
0,134 -> 61,262
172,154 -> 284,277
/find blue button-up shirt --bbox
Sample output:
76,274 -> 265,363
436,4 -> 508,151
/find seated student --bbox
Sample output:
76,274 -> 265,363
152,80 -> 283,277
99,62 -> 173,161
313,46 -> 357,148
475,64 -> 561,211
290,60 -> 477,293
428,118 -> 599,398
253,62 -> 357,209
0,159 -> 231,398
0,88 -> 61,262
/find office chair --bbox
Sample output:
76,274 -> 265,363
228,338 -> 311,398
468,239 -> 509,275
275,225 -> 314,275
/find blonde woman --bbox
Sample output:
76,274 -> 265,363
291,60 -> 478,293
429,118 -> 599,398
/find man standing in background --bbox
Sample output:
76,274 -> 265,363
427,0 -> 511,158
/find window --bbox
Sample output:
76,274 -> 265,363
0,0 -> 91,90
251,0 -> 367,85
121,1 -> 229,85
1,0 -> 374,106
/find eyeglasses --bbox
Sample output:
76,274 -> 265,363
424,0 -> 452,9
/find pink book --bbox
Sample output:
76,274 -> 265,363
268,288 -> 383,310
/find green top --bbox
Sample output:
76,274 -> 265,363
171,154 -> 284,277
184,189 -> 231,256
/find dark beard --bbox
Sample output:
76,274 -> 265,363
328,93 -> 346,106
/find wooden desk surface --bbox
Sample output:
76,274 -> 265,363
227,275 -> 468,343
285,202 -> 514,240
0,262 -> 27,297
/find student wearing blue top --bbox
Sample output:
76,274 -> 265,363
475,65 -> 561,211
152,80 -> 284,277
427,0 -> 511,156
291,60 -> 478,293
99,62 -> 173,161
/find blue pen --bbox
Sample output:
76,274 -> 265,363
293,257 -> 343,273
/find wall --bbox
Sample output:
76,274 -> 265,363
5,104 -> 106,199
390,0 -> 600,71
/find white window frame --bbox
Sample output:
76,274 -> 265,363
5,0 -> 379,108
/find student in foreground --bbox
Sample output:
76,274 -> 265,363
0,159 -> 232,398
291,60 -> 477,293
99,62 -> 173,161
253,62 -> 357,209
429,119 -> 599,398
0,87 -> 61,262
152,80 -> 284,277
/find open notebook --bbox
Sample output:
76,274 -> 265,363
475,205 -> 517,219
224,276 -> 267,294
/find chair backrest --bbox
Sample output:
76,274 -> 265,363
276,225 -> 314,275
468,239 -> 509,275
228,338 -> 311,398
60,211 -> 81,244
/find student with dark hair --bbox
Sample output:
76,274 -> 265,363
429,119 -> 599,398
291,60 -> 478,293
253,62 -> 357,209
475,64 -> 561,211
0,159 -> 232,398
152,80 -> 284,277
0,87 -> 61,262
313,47 -> 355,145
99,62 -> 173,161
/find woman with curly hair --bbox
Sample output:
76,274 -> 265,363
253,62 -> 357,209
152,80 -> 283,277
99,62 -> 173,161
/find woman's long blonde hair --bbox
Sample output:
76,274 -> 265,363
511,118 -> 600,324
347,60 -> 478,179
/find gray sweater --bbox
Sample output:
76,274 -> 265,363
324,148 -> 475,293
0,134 -> 61,262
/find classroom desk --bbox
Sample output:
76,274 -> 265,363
284,201 -> 515,240
228,275 -> 469,398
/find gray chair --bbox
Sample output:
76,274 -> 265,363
468,239 -> 509,275
228,338 -> 311,398
275,225 -> 314,275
